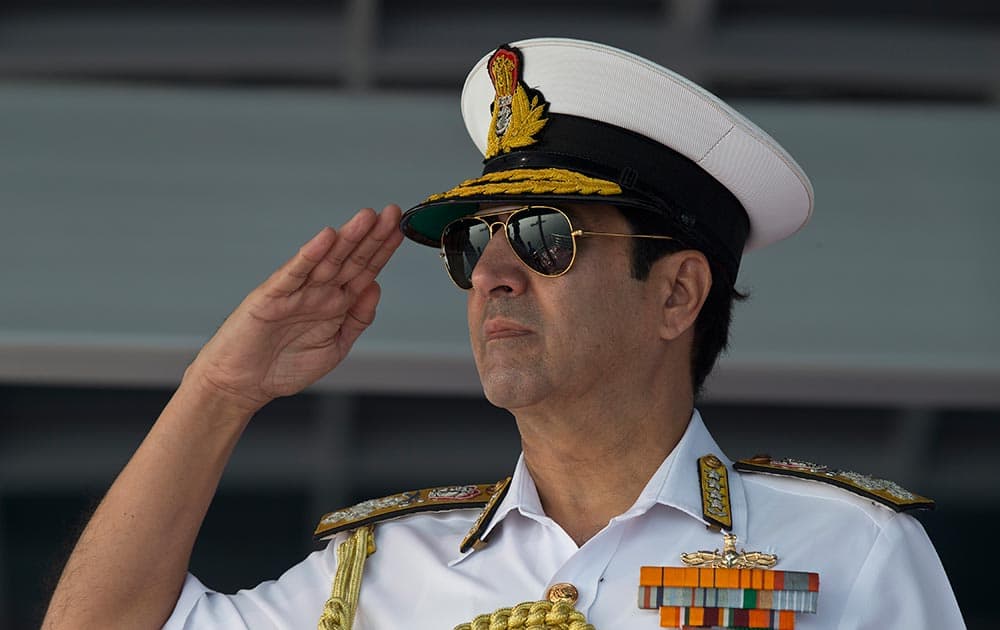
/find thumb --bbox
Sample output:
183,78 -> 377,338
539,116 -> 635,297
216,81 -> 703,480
338,281 -> 381,353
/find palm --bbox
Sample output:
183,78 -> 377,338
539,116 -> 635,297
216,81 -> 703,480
191,205 -> 405,411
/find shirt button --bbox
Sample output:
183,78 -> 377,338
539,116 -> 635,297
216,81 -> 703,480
546,582 -> 579,605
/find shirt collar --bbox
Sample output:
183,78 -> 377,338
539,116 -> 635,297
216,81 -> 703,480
476,450 -> 543,538
447,454 -> 536,566
450,409 -> 747,564
631,409 -> 748,537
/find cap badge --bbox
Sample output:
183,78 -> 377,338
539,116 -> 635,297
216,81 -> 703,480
486,45 -> 549,159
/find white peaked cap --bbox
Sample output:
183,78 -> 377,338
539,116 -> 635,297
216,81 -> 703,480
456,38 -> 814,251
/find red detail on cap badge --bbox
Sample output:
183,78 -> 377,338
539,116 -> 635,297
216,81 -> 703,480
489,47 -> 519,138
485,45 -> 549,159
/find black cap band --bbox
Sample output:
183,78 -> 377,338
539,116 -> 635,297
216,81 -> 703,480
483,113 -> 750,279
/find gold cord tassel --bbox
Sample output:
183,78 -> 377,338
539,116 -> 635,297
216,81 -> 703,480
317,525 -> 376,630
454,600 -> 596,630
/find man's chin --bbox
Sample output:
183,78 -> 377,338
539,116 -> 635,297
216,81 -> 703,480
478,369 -> 546,411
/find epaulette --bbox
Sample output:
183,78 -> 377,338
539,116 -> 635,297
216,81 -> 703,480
314,479 -> 510,541
733,455 -> 934,512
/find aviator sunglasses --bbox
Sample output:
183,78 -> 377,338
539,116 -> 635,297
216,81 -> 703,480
440,205 -> 676,289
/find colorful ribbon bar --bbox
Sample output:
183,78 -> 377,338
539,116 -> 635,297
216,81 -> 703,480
638,586 -> 817,613
659,606 -> 796,629
640,566 -> 819,627
640,567 -> 819,592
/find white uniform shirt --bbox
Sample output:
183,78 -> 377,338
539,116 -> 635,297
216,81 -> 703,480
164,410 -> 965,629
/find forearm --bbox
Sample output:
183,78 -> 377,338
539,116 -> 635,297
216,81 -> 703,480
43,208 -> 402,629
43,372 -> 254,630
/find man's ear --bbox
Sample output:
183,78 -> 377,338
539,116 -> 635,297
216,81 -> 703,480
651,250 -> 713,341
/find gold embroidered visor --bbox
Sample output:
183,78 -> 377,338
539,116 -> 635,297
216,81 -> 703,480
426,168 -> 622,203
402,167 -> 626,249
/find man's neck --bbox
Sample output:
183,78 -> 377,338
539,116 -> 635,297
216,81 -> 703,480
513,391 -> 693,546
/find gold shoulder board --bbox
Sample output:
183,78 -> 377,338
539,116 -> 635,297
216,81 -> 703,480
314,481 -> 506,541
733,455 -> 934,512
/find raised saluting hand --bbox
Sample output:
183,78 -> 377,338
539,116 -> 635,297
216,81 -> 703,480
44,206 -> 407,630
187,204 -> 405,414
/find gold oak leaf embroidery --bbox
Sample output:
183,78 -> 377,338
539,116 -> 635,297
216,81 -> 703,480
487,84 -> 548,158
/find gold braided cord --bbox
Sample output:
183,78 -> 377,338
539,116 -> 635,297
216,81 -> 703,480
424,168 -> 622,202
454,600 -> 596,630
317,525 -> 375,630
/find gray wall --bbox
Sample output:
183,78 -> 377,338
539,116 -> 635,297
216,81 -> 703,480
1,82 -> 997,403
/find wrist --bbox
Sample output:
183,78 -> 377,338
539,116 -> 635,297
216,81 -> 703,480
178,364 -> 266,426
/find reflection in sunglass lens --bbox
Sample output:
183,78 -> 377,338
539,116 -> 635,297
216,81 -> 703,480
443,218 -> 491,289
441,207 -> 577,289
508,208 -> 574,275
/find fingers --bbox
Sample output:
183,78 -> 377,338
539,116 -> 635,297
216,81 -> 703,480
264,204 -> 403,297
320,204 -> 403,287
337,281 -> 382,353
302,208 -> 379,285
266,227 -> 337,296
343,206 -> 405,295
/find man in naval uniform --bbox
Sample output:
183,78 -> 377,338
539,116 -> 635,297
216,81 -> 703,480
43,39 -> 965,629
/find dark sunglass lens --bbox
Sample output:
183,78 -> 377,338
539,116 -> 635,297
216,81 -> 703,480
442,219 -> 492,289
508,208 -> 575,276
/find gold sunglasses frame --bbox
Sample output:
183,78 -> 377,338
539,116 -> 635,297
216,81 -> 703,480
439,205 -> 676,289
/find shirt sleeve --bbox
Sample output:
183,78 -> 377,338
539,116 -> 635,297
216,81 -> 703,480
838,512 -> 965,629
162,544 -> 337,630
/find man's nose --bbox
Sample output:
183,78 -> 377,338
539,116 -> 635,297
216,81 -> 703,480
468,225 -> 529,296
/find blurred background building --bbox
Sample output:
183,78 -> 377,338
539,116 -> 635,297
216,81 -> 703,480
0,1 -> 997,628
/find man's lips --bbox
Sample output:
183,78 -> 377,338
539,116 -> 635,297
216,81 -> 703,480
482,319 -> 533,341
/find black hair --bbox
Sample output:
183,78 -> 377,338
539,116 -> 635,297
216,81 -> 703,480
621,209 -> 748,399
